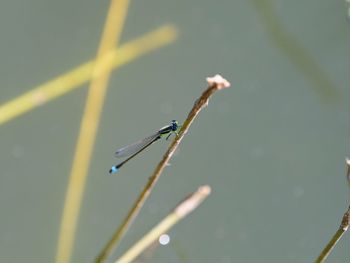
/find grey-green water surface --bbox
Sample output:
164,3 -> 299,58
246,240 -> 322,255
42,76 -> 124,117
1,0 -> 350,262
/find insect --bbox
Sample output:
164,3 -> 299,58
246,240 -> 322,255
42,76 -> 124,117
109,120 -> 180,174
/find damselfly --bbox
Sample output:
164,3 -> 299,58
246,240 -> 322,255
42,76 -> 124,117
109,120 -> 180,174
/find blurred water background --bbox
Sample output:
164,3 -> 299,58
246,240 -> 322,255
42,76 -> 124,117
1,0 -> 350,262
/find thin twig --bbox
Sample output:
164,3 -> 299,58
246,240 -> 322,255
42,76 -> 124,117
95,75 -> 230,263
115,185 -> 211,263
314,206 -> 350,263
314,160 -> 350,263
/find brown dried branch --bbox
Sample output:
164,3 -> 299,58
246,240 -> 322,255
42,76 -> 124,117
95,75 -> 230,263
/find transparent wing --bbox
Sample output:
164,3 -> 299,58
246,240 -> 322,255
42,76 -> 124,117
114,132 -> 160,158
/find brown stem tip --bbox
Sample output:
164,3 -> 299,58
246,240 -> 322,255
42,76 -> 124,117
206,75 -> 231,90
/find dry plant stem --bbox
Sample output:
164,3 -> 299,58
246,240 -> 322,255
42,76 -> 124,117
115,186 -> 211,263
314,206 -> 350,263
95,75 -> 230,263
315,160 -> 350,263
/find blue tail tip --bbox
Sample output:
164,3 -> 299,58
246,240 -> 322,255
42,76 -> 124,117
109,166 -> 118,174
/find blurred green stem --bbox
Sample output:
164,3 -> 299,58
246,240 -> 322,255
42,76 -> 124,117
115,185 -> 211,263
